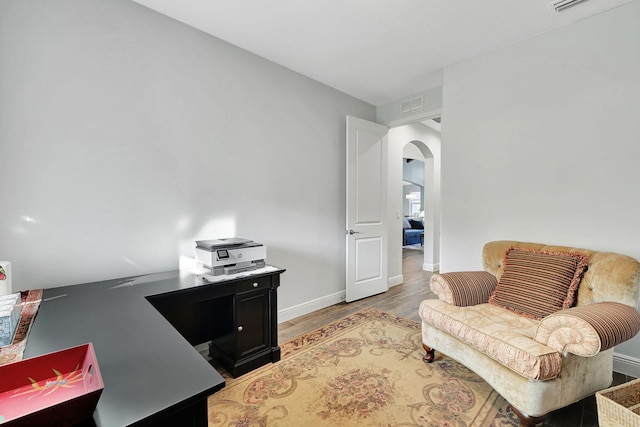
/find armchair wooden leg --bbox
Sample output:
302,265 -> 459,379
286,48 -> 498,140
510,405 -> 545,427
422,344 -> 435,363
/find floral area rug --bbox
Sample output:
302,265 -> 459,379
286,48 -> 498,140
207,307 -> 519,426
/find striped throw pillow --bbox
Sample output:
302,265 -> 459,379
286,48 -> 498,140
489,247 -> 589,320
432,272 -> 497,306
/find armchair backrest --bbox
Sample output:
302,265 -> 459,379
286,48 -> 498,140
482,240 -> 640,308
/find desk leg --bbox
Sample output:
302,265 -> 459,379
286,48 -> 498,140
271,345 -> 281,362
269,282 -> 280,363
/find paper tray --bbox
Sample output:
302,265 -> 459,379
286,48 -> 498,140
0,343 -> 103,426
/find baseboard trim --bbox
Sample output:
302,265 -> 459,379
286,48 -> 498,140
613,352 -> 640,378
278,274 -> 404,323
423,263 -> 439,272
388,275 -> 403,287
278,291 -> 345,323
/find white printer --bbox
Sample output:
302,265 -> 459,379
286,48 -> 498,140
195,238 -> 266,276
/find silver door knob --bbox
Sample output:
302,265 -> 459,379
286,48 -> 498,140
237,326 -> 243,332
348,229 -> 361,235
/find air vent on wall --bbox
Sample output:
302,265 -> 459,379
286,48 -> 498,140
401,96 -> 423,114
552,0 -> 590,13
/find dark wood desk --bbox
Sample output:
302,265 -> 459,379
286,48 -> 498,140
24,267 -> 284,426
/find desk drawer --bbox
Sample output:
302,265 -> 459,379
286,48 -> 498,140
237,277 -> 271,293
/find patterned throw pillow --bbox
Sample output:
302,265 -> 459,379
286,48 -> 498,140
488,247 -> 589,320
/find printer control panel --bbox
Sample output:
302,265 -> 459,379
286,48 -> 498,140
216,249 -> 229,261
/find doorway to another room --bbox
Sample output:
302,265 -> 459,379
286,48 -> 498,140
402,156 -> 425,251
389,118 -> 440,278
403,138 -> 438,272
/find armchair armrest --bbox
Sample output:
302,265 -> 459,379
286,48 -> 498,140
535,302 -> 640,356
429,271 -> 497,306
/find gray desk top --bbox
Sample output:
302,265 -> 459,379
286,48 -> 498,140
24,268 -> 283,426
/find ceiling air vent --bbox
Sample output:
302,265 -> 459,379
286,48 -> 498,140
552,0 -> 590,13
401,96 -> 423,114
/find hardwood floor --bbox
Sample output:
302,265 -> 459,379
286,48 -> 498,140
278,247 -> 434,343
276,247 -> 631,427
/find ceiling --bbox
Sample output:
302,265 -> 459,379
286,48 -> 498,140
131,0 -> 633,106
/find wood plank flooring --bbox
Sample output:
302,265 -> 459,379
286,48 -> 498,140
278,247 -> 434,343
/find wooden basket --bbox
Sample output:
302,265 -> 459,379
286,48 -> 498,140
596,377 -> 640,427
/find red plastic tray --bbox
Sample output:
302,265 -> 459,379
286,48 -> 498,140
0,343 -> 103,426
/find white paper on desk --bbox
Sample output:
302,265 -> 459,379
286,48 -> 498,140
0,261 -> 11,296
199,265 -> 279,283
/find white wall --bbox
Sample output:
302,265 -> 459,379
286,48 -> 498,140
0,0 -> 375,318
441,1 -> 640,373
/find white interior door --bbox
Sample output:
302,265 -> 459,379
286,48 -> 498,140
346,116 -> 389,302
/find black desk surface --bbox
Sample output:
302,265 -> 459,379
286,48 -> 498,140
24,267 -> 283,426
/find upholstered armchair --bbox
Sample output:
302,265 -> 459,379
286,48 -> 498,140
419,241 -> 640,426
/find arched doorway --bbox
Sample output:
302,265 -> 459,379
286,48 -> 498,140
387,121 -> 441,285
403,140 -> 438,271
